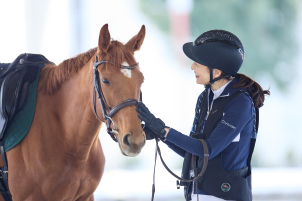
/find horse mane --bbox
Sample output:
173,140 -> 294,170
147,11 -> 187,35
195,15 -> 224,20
41,40 -> 139,94
41,47 -> 97,94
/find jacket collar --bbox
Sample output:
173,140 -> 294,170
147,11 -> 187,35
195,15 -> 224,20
216,78 -> 249,98
211,79 -> 232,100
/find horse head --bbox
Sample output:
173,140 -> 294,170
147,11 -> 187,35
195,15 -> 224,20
95,24 -> 146,157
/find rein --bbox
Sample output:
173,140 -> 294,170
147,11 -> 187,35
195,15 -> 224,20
92,55 -> 140,142
151,137 -> 209,201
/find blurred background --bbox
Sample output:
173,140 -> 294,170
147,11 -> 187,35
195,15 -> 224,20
1,0 -> 302,200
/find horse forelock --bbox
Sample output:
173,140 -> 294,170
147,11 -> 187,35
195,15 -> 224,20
98,40 -> 139,71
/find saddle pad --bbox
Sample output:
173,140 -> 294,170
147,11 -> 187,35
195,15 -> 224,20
2,68 -> 41,152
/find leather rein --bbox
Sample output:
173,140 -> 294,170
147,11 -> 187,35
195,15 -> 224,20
151,137 -> 209,201
92,55 -> 141,142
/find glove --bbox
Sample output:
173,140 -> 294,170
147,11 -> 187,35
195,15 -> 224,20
136,102 -> 167,140
143,126 -> 157,140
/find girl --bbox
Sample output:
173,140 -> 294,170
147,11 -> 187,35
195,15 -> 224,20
136,30 -> 270,201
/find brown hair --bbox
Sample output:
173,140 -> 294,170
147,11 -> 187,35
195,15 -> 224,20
220,72 -> 270,108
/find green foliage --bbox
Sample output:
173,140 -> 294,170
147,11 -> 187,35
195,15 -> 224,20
139,0 -> 300,89
286,148 -> 299,167
138,0 -> 169,33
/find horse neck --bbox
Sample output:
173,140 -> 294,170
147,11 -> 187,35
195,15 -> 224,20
43,55 -> 103,162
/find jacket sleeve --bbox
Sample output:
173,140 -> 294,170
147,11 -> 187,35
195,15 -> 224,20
162,140 -> 186,158
165,94 -> 253,159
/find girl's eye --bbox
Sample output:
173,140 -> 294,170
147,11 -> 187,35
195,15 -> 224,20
102,79 -> 110,84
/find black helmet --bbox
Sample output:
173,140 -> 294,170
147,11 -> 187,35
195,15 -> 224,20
183,30 -> 244,80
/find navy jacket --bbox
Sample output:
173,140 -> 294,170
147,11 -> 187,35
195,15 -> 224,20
164,78 -> 257,172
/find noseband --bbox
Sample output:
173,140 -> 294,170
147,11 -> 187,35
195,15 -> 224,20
92,55 -> 142,142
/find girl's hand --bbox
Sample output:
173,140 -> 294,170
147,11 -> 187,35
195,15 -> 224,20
136,102 -> 168,140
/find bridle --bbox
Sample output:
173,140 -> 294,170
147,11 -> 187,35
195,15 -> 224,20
92,55 -> 142,142
93,55 -> 208,201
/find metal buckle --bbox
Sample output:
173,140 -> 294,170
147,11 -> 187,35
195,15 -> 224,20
106,116 -> 115,130
0,170 -> 8,179
107,128 -> 118,142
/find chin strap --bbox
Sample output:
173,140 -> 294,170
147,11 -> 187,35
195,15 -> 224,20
205,68 -> 231,89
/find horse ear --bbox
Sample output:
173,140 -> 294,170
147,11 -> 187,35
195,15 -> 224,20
125,25 -> 146,52
98,24 -> 111,53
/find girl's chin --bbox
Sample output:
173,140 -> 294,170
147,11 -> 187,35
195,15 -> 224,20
196,80 -> 206,85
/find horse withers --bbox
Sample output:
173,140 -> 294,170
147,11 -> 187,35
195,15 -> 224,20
0,24 -> 146,201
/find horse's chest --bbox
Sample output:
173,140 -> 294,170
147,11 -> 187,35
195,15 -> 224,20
8,151 -> 104,201
10,167 -> 101,200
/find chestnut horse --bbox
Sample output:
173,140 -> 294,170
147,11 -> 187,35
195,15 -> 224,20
0,24 -> 146,200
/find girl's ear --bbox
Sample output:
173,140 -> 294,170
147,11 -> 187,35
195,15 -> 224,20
213,68 -> 222,79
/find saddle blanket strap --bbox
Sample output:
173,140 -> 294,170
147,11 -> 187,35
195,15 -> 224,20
0,141 -> 12,201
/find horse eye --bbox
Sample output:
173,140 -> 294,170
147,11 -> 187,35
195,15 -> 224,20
102,79 -> 110,84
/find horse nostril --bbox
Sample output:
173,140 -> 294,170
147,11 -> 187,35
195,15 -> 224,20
123,134 -> 131,148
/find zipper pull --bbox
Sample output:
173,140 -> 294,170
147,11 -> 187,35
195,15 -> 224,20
206,111 -> 210,119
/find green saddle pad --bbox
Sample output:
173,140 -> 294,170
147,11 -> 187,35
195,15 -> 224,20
2,68 -> 41,152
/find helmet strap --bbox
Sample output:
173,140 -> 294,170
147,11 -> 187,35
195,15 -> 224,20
205,68 -> 231,89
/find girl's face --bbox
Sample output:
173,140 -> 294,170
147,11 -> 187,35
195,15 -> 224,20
191,62 -> 210,85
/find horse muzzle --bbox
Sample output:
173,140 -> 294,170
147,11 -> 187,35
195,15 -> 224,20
116,131 -> 145,157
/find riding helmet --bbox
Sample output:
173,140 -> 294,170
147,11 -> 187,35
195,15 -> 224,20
183,30 -> 244,76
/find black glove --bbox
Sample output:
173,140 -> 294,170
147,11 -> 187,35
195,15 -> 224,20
143,126 -> 157,140
136,102 -> 167,140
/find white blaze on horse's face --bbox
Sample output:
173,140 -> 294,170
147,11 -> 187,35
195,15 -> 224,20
120,62 -> 132,78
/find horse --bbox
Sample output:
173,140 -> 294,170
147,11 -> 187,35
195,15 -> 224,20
0,24 -> 146,201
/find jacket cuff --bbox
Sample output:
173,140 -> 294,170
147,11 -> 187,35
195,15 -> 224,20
166,128 -> 183,143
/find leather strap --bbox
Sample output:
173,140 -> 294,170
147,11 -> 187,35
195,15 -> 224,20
192,154 -> 199,201
151,138 -> 208,201
93,88 -> 105,122
0,141 -> 12,201
107,99 -> 138,118
151,138 -> 159,201
92,55 -> 142,142
157,138 -> 208,182
191,140 -> 209,201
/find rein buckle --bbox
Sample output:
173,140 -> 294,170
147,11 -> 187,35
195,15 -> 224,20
176,180 -> 180,189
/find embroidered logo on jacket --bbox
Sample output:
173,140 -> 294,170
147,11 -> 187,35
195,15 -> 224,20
221,183 -> 231,192
221,120 -> 236,130
211,109 -> 218,114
